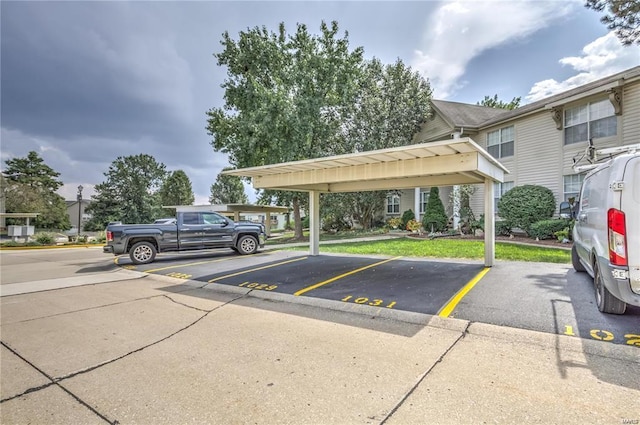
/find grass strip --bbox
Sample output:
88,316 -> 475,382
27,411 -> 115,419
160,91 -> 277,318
283,237 -> 570,263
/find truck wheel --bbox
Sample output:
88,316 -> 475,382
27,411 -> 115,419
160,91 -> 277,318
594,263 -> 626,314
130,241 -> 157,265
571,245 -> 586,272
236,235 -> 258,255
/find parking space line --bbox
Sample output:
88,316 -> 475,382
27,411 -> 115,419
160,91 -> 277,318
144,253 -> 273,274
207,256 -> 309,283
293,256 -> 402,297
437,267 -> 490,318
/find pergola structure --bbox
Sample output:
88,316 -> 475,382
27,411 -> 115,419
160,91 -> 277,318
224,137 -> 509,266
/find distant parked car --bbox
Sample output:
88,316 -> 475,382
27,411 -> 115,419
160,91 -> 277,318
572,150 -> 640,314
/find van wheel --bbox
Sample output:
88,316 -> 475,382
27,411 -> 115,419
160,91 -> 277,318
236,235 -> 258,255
130,241 -> 157,265
571,245 -> 586,272
594,263 -> 626,314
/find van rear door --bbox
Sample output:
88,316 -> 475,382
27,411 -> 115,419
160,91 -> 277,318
620,155 -> 640,290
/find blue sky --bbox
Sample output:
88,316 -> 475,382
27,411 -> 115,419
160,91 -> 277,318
1,1 -> 639,204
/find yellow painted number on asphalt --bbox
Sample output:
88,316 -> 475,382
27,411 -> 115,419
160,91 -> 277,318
625,334 -> 640,347
166,272 -> 192,279
341,295 -> 397,309
238,282 -> 278,291
589,329 -> 614,341
563,326 -> 639,346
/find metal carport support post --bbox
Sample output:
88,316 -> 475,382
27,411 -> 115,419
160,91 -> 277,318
309,190 -> 320,256
484,178 -> 495,267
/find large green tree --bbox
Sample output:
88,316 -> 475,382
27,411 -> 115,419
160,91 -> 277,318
585,0 -> 639,45
322,57 -> 432,229
207,21 -> 364,239
3,151 -> 70,229
210,167 -> 249,204
477,94 -> 521,110
85,154 -> 167,229
160,170 -> 195,216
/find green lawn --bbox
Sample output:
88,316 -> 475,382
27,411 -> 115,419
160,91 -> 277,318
282,237 -> 571,264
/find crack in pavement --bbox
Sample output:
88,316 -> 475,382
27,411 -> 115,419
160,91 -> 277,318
379,320 -> 471,424
0,341 -> 115,424
1,281 -> 199,325
0,292 -> 248,424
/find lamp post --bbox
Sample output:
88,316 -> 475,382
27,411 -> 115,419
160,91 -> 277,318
77,185 -> 83,238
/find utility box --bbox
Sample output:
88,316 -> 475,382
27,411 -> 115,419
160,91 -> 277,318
7,225 -> 35,237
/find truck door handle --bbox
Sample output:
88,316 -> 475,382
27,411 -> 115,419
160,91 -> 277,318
203,227 -> 212,231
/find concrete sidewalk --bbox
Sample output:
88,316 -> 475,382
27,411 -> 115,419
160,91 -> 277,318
1,248 -> 638,424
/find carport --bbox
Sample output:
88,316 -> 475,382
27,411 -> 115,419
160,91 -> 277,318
224,137 -> 508,266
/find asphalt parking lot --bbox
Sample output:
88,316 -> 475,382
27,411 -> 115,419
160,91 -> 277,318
118,248 -> 640,348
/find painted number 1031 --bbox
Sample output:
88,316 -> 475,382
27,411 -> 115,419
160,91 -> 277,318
341,295 -> 396,309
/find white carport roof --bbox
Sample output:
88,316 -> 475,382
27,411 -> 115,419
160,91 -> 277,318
223,137 -> 508,193
224,137 -> 509,266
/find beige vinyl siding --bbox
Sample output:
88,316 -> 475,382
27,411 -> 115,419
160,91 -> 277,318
413,113 -> 453,143
514,111 -> 562,192
391,189 -> 413,216
622,82 -> 640,142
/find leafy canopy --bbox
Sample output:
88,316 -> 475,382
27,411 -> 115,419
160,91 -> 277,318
160,170 -> 195,216
210,167 -> 249,204
85,154 -> 167,229
207,21 -> 432,236
585,0 -> 639,45
207,21 -> 364,168
2,151 -> 70,229
477,94 -> 521,110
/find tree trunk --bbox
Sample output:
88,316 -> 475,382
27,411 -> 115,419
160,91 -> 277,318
293,195 -> 303,240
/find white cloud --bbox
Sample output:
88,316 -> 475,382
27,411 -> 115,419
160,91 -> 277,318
526,32 -> 640,102
412,0 -> 575,99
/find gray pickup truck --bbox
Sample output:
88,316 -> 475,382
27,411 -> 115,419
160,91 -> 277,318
103,210 -> 266,264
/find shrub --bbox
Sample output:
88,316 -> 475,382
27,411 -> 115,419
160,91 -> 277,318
422,187 -> 448,232
301,216 -> 310,229
554,227 -> 570,242
387,217 -> 402,230
528,219 -> 572,240
406,219 -> 421,232
401,209 -> 415,229
497,185 -> 556,234
496,220 -> 512,236
34,232 -> 56,245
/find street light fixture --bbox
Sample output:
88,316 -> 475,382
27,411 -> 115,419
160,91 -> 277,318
77,185 -> 83,238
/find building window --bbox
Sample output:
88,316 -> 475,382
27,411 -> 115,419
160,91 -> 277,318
564,99 -> 616,145
493,182 -> 514,213
419,191 -> 429,214
386,194 -> 400,214
563,174 -> 584,203
487,125 -> 514,159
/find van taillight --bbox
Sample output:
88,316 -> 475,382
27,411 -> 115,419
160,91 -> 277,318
107,231 -> 113,242
607,208 -> 627,266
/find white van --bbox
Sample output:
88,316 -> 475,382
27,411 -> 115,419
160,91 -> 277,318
572,150 -> 640,314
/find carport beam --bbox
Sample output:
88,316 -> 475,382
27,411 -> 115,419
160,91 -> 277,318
309,190 -> 320,256
484,178 -> 495,267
